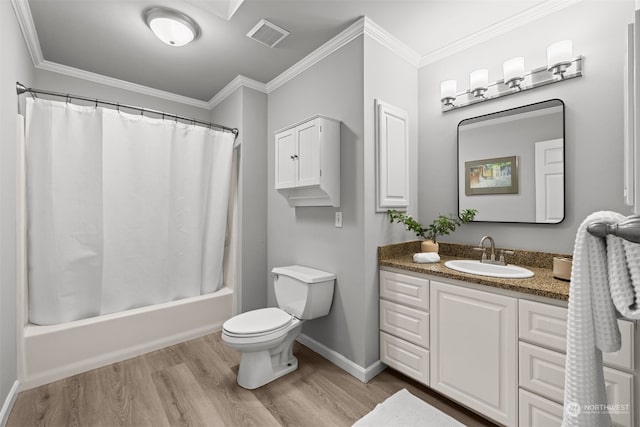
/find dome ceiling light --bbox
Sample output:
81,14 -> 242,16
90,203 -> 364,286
144,7 -> 201,47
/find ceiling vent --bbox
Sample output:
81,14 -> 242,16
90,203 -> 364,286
247,19 -> 289,48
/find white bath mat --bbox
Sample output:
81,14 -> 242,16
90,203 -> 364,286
353,389 -> 465,427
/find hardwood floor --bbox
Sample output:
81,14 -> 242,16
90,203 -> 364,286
7,332 -> 495,426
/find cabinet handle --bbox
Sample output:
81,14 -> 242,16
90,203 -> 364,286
290,155 -> 299,160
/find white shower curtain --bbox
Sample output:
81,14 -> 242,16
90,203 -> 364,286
25,98 -> 235,325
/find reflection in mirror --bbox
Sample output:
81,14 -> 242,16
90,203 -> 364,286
458,99 -> 564,223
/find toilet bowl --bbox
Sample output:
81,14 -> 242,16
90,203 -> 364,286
222,265 -> 335,389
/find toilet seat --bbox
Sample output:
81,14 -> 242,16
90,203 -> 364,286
223,307 -> 294,338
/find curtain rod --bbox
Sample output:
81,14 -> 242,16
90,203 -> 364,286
16,82 -> 239,138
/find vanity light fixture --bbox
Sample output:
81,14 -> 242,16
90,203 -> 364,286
469,69 -> 489,98
503,57 -> 525,90
440,80 -> 457,107
440,39 -> 583,112
144,7 -> 201,47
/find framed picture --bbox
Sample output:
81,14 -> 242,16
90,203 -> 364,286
465,155 -> 518,195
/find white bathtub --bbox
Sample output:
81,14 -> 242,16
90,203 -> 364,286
18,288 -> 234,390
15,122 -> 239,391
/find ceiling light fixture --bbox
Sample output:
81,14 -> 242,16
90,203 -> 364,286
144,7 -> 200,47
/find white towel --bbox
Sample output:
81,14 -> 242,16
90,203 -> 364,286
563,211 -> 636,427
413,252 -> 440,263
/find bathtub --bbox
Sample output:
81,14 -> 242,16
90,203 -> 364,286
18,288 -> 234,390
15,121 -> 239,391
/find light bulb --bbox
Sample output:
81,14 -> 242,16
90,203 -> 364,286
503,57 -> 525,89
440,80 -> 457,106
470,69 -> 489,98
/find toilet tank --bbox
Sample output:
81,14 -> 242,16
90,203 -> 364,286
272,265 -> 335,319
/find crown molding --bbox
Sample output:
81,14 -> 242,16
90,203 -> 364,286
11,0 -> 43,65
362,17 -> 421,68
419,0 -> 584,67
36,60 -> 211,109
265,16 -> 422,93
265,16 -> 366,93
208,75 -> 266,109
12,0 -> 583,109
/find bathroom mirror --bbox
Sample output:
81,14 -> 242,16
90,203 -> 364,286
458,99 -> 565,223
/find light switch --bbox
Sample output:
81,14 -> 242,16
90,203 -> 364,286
335,211 -> 343,228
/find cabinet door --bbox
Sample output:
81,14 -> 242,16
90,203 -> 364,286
519,299 -> 635,371
380,299 -> 429,348
519,342 -> 633,427
430,280 -> 517,426
275,129 -> 296,189
379,270 -> 429,310
519,389 -> 563,427
380,331 -> 429,386
295,119 -> 321,187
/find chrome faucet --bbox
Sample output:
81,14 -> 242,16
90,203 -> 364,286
478,236 -> 496,262
475,236 -> 514,266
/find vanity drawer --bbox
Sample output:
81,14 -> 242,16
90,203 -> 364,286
518,299 -> 635,371
380,331 -> 429,386
519,389 -> 563,427
380,270 -> 429,310
380,299 -> 429,348
519,342 -> 633,427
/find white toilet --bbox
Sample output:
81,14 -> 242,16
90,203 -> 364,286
222,265 -> 335,389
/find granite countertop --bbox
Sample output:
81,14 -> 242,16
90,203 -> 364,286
378,241 -> 571,301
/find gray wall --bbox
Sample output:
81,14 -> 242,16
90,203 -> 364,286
1,0 -> 34,416
267,34 -> 418,368
268,36 -> 367,366
211,86 -> 268,313
419,0 -> 634,253
362,35 -> 419,366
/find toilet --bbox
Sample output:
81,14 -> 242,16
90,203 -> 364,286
222,265 -> 335,389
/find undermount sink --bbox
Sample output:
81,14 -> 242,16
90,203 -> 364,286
444,259 -> 534,279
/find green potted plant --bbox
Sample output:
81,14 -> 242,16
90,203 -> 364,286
387,209 -> 478,253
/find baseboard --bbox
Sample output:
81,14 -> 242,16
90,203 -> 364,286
296,333 -> 386,383
0,380 -> 20,427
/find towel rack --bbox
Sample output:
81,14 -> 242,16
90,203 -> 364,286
587,215 -> 640,243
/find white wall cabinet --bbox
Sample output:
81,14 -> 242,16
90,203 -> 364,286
274,115 -> 340,207
375,99 -> 409,212
430,280 -> 518,426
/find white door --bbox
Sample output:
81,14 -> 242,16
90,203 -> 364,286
296,119 -> 321,187
430,281 -> 517,426
275,129 -> 296,189
534,139 -> 564,223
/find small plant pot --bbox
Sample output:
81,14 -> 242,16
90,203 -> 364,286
421,240 -> 439,253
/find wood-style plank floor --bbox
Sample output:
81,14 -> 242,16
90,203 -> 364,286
7,332 -> 496,426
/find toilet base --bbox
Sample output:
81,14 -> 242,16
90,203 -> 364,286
235,323 -> 302,389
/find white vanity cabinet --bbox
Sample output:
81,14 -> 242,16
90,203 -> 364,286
274,115 -> 340,207
379,267 -> 639,427
430,280 -> 518,427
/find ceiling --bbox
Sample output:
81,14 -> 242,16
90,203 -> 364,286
24,0 -> 566,104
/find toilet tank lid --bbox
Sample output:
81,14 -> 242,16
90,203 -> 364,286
272,265 -> 336,283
